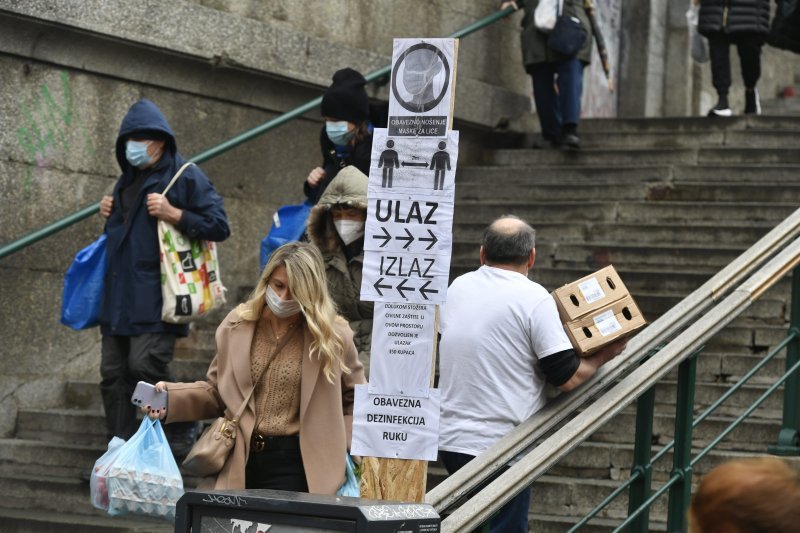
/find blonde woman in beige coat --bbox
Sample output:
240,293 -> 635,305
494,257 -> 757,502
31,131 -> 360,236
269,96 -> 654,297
147,242 -> 365,494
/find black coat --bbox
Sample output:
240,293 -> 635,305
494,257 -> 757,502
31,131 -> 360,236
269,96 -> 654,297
768,0 -> 800,53
698,0 -> 771,36
102,100 -> 230,337
303,126 -> 373,205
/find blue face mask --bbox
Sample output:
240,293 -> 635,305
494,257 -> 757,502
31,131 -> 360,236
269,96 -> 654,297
125,140 -> 152,168
325,121 -> 355,147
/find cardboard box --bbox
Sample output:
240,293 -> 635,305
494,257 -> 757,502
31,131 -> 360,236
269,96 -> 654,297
562,295 -> 647,356
552,265 -> 629,323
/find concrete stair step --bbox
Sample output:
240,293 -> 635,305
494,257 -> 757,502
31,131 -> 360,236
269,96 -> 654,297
553,441 -> 763,483
592,410 -> 782,451
654,380 -> 784,414
452,200 -> 797,225
578,116 -> 800,132
456,165 -> 672,186
488,146 -> 800,167
576,129 -> 800,149
528,512 -> 665,533
452,220 -> 775,247
530,474 -> 668,521
16,409 -> 107,447
673,164 -> 800,182
648,181 -> 800,203
488,147 -> 700,167
549,242 -> 744,269
0,507 -> 172,533
0,438 -> 100,479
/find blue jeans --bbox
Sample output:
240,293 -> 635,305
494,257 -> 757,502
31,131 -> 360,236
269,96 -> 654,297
440,450 -> 532,533
529,58 -> 584,141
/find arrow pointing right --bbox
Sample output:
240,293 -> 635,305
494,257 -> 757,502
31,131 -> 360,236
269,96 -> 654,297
373,277 -> 392,296
396,228 -> 414,249
418,229 -> 438,250
372,227 -> 391,248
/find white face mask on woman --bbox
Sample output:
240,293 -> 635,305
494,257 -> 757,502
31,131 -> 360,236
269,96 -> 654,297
265,285 -> 302,318
334,219 -> 365,245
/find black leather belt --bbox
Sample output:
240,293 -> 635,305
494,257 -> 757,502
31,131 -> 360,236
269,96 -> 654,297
251,434 -> 300,453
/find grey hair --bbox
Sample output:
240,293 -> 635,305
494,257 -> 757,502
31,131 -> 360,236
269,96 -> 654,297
481,215 -> 536,266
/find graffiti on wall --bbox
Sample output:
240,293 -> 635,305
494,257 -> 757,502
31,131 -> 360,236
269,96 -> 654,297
582,0 -> 622,118
16,70 -> 95,189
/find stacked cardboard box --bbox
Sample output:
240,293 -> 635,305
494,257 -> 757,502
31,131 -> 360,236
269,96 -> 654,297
551,265 -> 647,356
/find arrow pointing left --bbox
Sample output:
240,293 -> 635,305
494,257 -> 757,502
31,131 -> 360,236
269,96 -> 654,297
373,277 -> 392,296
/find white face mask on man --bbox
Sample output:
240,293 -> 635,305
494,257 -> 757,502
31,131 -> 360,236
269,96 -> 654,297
265,285 -> 302,318
334,219 -> 365,245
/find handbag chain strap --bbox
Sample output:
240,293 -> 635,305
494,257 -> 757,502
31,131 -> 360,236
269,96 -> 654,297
161,162 -> 195,195
229,318 -> 303,422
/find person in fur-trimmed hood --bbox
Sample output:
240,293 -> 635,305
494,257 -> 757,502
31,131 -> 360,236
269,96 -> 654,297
306,165 -> 373,376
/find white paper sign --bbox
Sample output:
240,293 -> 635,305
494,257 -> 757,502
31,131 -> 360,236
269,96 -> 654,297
361,251 -> 451,305
388,38 -> 456,135
350,385 -> 440,461
594,309 -> 622,336
579,277 -> 605,304
364,194 -> 454,256
369,129 -> 459,195
368,302 -> 436,397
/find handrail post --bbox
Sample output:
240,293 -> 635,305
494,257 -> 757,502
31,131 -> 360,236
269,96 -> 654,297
627,385 -> 655,533
666,351 -> 698,532
769,266 -> 800,455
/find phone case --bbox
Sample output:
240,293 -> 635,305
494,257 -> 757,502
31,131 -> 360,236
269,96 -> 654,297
130,381 -> 167,411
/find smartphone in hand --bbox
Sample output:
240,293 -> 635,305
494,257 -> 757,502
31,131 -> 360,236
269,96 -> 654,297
131,381 -> 167,411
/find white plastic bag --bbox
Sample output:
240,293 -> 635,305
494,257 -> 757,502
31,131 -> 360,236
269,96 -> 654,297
534,0 -> 563,32
107,418 -> 184,521
686,5 -> 709,63
90,436 -> 126,511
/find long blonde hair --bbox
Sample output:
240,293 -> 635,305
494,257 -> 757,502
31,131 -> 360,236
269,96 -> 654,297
236,242 -> 349,383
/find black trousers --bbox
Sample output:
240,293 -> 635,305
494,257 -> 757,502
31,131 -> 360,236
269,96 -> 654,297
245,435 -> 308,492
100,333 -> 176,440
707,32 -> 764,95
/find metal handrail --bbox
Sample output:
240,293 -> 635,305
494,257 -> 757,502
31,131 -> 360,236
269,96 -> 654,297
426,207 -> 800,514
440,235 -> 800,531
0,6 -> 516,260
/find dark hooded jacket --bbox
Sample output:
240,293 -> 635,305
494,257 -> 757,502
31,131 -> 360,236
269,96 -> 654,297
768,0 -> 800,53
101,99 -> 230,337
698,0 -> 771,37
306,166 -> 372,372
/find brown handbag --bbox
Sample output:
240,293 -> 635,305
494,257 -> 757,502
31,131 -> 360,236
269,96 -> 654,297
181,320 -> 300,477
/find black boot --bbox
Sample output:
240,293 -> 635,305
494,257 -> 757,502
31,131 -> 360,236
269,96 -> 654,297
559,123 -> 580,150
744,88 -> 761,115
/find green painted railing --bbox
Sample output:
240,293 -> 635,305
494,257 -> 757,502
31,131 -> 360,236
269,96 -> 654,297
0,6 -> 516,261
570,267 -> 800,532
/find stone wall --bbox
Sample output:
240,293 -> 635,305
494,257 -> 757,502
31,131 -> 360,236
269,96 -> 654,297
0,0 -> 530,437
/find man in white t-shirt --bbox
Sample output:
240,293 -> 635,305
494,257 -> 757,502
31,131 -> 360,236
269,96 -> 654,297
438,215 -> 625,533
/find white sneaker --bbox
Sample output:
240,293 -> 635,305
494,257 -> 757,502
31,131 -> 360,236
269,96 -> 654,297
708,106 -> 733,117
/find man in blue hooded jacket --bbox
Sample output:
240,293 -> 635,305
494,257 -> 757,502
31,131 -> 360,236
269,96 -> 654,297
98,99 -> 230,452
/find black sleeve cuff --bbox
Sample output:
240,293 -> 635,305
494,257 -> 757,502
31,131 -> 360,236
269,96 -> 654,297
539,348 -> 580,387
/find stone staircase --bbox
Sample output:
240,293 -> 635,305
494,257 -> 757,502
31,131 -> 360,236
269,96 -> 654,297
2,115 -> 800,532
444,115 -> 800,531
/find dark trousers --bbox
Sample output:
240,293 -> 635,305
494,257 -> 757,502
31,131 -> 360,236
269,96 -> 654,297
440,450 -> 532,533
529,58 -> 584,141
707,32 -> 764,94
100,333 -> 176,440
245,435 -> 308,492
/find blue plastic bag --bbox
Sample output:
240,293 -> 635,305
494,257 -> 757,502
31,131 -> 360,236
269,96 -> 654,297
336,453 -> 360,498
107,418 -> 184,521
260,200 -> 312,271
61,234 -> 106,330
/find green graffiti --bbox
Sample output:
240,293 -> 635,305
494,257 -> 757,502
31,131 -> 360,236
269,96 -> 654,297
16,70 -> 95,190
